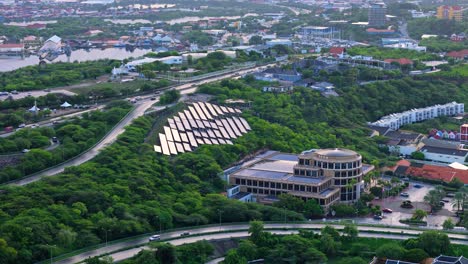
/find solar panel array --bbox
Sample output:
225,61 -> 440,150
155,102 -> 251,155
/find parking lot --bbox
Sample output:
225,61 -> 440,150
365,181 -> 458,228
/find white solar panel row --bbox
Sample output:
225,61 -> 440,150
155,103 -> 250,155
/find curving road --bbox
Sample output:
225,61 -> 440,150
53,223 -> 468,264
7,63 -> 277,186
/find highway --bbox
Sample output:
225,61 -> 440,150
6,63 -> 274,186
53,223 -> 468,264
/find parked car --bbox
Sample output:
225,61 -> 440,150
18,124 -> 26,128
22,149 -> 30,153
382,208 -> 393,213
150,97 -> 156,101
149,235 -> 161,241
400,192 -> 409,197
180,232 -> 190,237
52,137 -> 58,143
414,184 -> 423,188
373,215 -> 383,220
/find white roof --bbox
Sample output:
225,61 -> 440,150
47,35 -> 61,43
61,101 -> 72,108
29,105 -> 40,112
449,162 -> 468,170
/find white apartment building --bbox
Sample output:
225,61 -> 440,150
370,102 -> 464,130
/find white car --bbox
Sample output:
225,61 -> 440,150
149,235 -> 161,241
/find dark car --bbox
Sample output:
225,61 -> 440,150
382,208 -> 393,213
52,137 -> 58,143
373,215 -> 383,220
400,192 -> 409,197
180,232 -> 190,237
414,184 -> 423,188
150,97 -> 157,101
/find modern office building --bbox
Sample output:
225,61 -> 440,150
369,102 -> 464,130
368,2 -> 387,27
228,149 -> 374,212
437,6 -> 463,22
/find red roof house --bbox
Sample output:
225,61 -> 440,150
329,47 -> 346,58
446,49 -> 468,60
384,58 -> 413,65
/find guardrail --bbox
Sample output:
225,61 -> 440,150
35,220 -> 468,264
0,106 -> 135,186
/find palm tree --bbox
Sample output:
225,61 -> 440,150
424,190 -> 441,210
413,209 -> 427,220
452,192 -> 464,212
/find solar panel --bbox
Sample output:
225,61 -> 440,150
204,103 -> 218,117
235,108 -> 242,114
188,106 -> 200,120
207,129 -> 216,138
233,117 -> 247,133
186,131 -> 198,147
203,138 -> 212,144
173,116 -> 182,123
196,120 -> 205,129
164,126 -> 174,142
239,117 -> 251,130
175,142 -> 185,153
212,104 -> 224,115
221,119 -> 237,138
198,102 -> 212,119
226,139 -> 233,145
175,121 -> 185,132
227,107 -> 235,113
171,128 -> 181,142
168,118 -> 177,130
183,143 -> 192,152
215,119 -> 224,127
193,103 -> 207,120
219,106 -> 227,113
178,112 -> 187,120
159,133 -> 170,155
214,129 -> 222,138
184,110 -> 194,120
201,131 -> 208,138
203,120 -> 211,128
211,138 -> 219,144
227,118 -> 242,137
154,145 -> 162,153
193,130 -> 201,137
218,139 -> 226,144
182,119 -> 191,130
180,132 -> 189,142
197,138 -> 205,144
219,126 -> 230,139
210,121 -> 218,129
167,140 -> 178,155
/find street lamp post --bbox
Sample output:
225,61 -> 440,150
217,210 -> 222,230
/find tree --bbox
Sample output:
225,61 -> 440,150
159,90 -> 181,105
248,221 -> 264,246
403,248 -> 429,263
224,249 -> 247,264
249,35 -> 263,45
321,225 -> 340,240
337,257 -> 368,264
342,224 -> 358,241
442,218 -> 455,230
376,243 -> 406,259
452,192 -> 464,212
411,151 -> 425,160
273,194 -> 304,212
418,231 -> 450,256
304,199 -> 323,218
0,238 -> 17,263
320,233 -> 340,256
412,209 -> 427,221
155,243 -> 177,264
